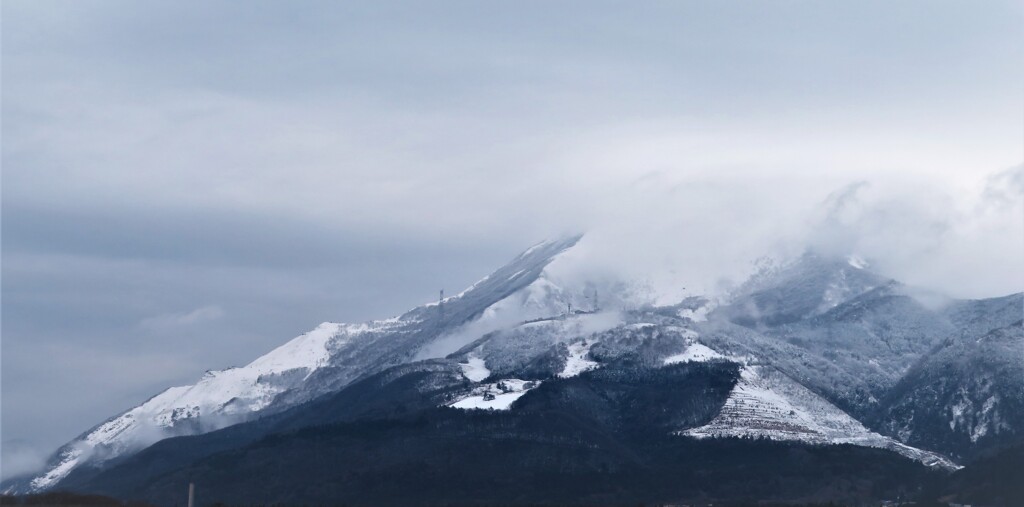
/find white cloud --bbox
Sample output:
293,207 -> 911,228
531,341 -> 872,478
139,305 -> 225,331
0,440 -> 47,481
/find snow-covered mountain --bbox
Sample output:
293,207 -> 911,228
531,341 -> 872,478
719,251 -> 891,328
11,236 -> 583,493
22,321 -> 387,491
873,314 -> 1024,460
444,309 -> 958,470
8,235 -> 1022,504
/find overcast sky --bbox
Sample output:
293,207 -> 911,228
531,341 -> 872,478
2,0 -> 1022,479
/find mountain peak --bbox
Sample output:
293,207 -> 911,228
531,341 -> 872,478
719,248 -> 891,328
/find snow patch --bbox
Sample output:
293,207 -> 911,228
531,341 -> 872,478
459,355 -> 490,382
559,341 -> 599,378
680,366 -> 959,470
664,342 -> 726,364
248,322 -> 341,376
951,392 -> 1000,443
518,241 -> 547,258
449,379 -> 540,411
847,255 -> 868,270
973,395 -> 999,442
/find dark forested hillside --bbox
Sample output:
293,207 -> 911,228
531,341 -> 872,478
63,361 -> 944,507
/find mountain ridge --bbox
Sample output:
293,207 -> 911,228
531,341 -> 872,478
7,236 -> 583,493
6,236 -> 1021,506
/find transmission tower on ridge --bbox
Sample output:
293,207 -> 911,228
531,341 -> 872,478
439,289 -> 445,321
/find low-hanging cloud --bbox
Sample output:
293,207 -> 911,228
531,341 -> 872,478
0,440 -> 47,481
803,166 -> 1023,298
539,166 -> 1022,305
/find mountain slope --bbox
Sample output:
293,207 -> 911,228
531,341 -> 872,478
60,359 -> 943,507
707,253 -> 1022,432
681,364 -> 956,469
11,238 -> 1021,504
9,236 -> 582,493
873,319 -> 1024,460
55,309 -> 958,505
719,252 -> 890,328
20,321 -> 373,491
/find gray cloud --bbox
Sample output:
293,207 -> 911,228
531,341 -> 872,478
3,0 -> 1022,479
0,440 -> 47,482
982,165 -> 1024,210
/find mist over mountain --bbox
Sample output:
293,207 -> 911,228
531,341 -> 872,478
4,2 -> 1023,505
5,231 -> 1020,506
